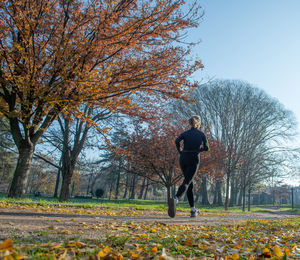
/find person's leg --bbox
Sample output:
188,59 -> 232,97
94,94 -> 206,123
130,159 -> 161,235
186,181 -> 194,208
186,181 -> 198,217
169,154 -> 198,218
168,154 -> 186,218
175,156 -> 199,199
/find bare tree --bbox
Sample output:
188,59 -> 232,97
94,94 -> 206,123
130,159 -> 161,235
173,80 -> 298,210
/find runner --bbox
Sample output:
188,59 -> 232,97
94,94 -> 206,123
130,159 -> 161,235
168,115 -> 209,218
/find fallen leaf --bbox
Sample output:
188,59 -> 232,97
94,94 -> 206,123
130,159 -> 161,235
0,239 -> 13,251
273,245 -> 284,257
185,239 -> 193,247
103,245 -> 110,254
97,251 -> 105,258
152,246 -> 158,253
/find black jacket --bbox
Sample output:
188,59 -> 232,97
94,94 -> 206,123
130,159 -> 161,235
175,128 -> 209,154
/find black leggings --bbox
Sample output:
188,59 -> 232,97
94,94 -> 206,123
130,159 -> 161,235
175,152 -> 200,208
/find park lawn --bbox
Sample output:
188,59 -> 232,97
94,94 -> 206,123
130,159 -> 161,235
0,194 -> 299,214
0,199 -> 299,259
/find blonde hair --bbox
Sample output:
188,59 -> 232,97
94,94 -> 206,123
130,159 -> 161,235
189,115 -> 201,128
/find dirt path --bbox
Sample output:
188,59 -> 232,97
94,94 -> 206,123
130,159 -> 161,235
0,208 -> 297,228
0,207 -> 298,243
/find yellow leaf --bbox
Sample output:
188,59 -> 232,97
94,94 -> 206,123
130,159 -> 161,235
262,248 -> 270,254
103,245 -> 110,254
98,251 -> 105,258
16,256 -> 26,260
273,245 -> 284,257
141,233 -> 147,238
131,253 -> 139,258
151,246 -> 158,253
4,255 -> 14,260
0,239 -> 13,250
65,243 -> 77,247
49,244 -> 61,249
232,253 -> 239,260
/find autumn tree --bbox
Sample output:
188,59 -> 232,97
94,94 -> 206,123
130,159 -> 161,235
0,0 -> 204,198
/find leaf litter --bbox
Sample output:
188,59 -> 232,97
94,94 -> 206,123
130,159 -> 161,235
0,202 -> 299,259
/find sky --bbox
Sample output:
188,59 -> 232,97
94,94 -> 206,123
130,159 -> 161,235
189,0 -> 300,146
187,0 -> 300,184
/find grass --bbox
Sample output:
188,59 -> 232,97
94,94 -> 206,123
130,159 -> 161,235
1,193 -> 299,214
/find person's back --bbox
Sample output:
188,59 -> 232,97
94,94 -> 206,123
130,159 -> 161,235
175,128 -> 209,153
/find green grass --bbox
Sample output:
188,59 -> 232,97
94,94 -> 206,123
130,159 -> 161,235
1,193 -> 299,214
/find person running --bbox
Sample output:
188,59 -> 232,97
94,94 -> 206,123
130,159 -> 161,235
168,115 -> 209,218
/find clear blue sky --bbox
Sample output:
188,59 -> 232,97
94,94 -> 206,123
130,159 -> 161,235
189,0 -> 300,146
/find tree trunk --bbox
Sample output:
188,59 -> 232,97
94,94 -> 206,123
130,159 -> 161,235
143,179 -> 149,200
217,182 -> 223,206
129,175 -> 136,199
115,170 -> 121,199
59,167 -> 74,202
86,174 -> 92,196
201,177 -> 210,205
213,181 -> 223,206
224,172 -> 231,210
109,181 -> 113,200
237,189 -> 242,206
71,181 -> 75,197
8,145 -> 35,198
54,167 -> 61,198
247,187 -> 251,211
172,185 -> 176,198
123,174 -> 129,199
58,115 -> 89,202
195,193 -> 200,203
242,185 -> 246,212
229,178 -> 236,206
167,184 -> 171,200
138,177 -> 146,199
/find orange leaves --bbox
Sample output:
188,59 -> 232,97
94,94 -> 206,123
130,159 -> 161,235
151,246 -> 158,253
185,239 -> 193,247
1,0 -> 203,143
0,239 -> 13,251
231,253 -> 239,260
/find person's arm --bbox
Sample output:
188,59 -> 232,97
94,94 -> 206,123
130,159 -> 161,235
199,133 -> 209,152
175,133 -> 184,154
